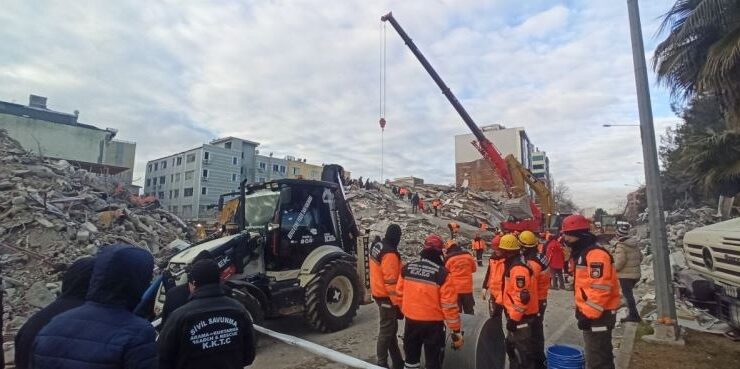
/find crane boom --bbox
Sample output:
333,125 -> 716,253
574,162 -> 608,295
380,12 -> 514,190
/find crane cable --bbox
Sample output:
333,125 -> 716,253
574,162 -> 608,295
379,22 -> 387,182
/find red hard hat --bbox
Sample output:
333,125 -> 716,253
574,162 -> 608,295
424,234 -> 444,251
561,214 -> 591,233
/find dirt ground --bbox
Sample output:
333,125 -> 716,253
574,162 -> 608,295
629,325 -> 740,369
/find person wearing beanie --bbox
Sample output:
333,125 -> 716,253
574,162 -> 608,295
612,224 -> 642,323
561,215 -> 621,369
369,224 -> 404,369
158,259 -> 256,369
161,250 -> 214,323
15,257 -> 95,369
397,234 -> 462,369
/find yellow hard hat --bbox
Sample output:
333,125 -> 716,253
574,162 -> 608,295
499,234 -> 521,250
518,230 -> 538,248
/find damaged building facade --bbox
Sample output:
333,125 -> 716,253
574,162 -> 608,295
0,94 -> 137,189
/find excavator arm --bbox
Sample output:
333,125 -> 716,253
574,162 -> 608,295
505,155 -> 554,227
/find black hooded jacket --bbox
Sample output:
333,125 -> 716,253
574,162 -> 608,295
14,257 -> 95,369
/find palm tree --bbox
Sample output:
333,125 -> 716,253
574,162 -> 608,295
653,0 -> 740,216
653,0 -> 740,130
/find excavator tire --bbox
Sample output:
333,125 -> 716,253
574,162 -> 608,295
232,287 -> 265,343
304,257 -> 361,332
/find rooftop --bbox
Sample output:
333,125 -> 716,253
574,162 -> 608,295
210,136 -> 260,147
0,95 -> 108,132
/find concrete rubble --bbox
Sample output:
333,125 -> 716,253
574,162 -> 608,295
0,129 -> 192,342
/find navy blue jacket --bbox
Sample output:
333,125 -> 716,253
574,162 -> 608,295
32,244 -> 157,369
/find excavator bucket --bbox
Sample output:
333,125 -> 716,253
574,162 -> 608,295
502,196 -> 533,219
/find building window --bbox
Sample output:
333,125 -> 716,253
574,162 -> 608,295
533,164 -> 545,170
174,189 -> 179,198
186,154 -> 196,163
225,142 -> 232,149
158,191 -> 164,199
172,205 -> 178,214
533,155 -> 544,161
185,170 -> 194,180
240,167 -> 244,175
176,157 -> 182,165
279,165 -> 286,174
175,173 -> 181,182
259,162 -> 266,170
272,164 -> 279,172
232,157 -> 238,165
161,160 -> 167,169
204,152 -> 210,161
182,205 -> 192,218
148,164 -> 152,172
258,177 -> 266,183
170,174 -> 174,182
169,190 -> 173,199
292,167 -> 299,175
201,187 -> 207,195
159,176 -> 165,184
172,158 -> 176,166
241,152 -> 244,159
202,169 -> 209,178
232,173 -> 237,182
146,178 -> 151,187
184,188 -> 194,197
154,163 -> 158,171
152,177 -> 157,185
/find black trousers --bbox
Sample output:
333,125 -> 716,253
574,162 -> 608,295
403,319 -> 446,369
583,329 -> 615,369
489,300 -> 503,320
434,208 -> 438,217
531,301 -> 547,369
457,293 -> 475,315
619,278 -> 640,319
376,300 -> 403,368
551,268 -> 565,289
475,250 -> 484,265
505,319 -> 537,369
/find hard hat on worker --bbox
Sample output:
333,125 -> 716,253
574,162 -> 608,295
561,214 -> 591,233
517,230 -> 538,248
498,234 -> 520,250
424,234 -> 444,251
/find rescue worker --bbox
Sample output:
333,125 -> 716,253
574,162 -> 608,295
447,222 -> 460,240
500,235 -> 539,369
411,193 -> 420,214
481,236 -> 506,321
471,233 -> 486,266
443,239 -> 477,314
418,197 -> 425,214
546,235 -> 566,290
519,231 -> 550,369
369,224 -> 404,369
561,214 -> 620,369
397,235 -> 463,369
432,199 -> 441,217
612,224 -> 642,323
479,222 -> 488,233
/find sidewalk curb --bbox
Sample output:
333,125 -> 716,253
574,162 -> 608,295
616,322 -> 638,369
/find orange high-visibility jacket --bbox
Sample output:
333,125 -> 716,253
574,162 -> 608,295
397,259 -> 461,331
369,241 -> 402,306
574,246 -> 621,319
448,222 -> 460,233
526,255 -> 551,301
482,257 -> 506,304
472,239 -> 486,251
480,223 -> 488,232
444,248 -> 477,294
503,258 -> 539,322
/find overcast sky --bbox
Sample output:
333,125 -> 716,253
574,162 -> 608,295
0,0 -> 681,212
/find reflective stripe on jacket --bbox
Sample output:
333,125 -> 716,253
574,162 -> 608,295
397,259 -> 461,331
444,248 -> 477,294
503,258 -> 538,322
574,246 -> 621,319
369,241 -> 402,306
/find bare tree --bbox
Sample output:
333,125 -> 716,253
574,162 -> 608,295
553,181 -> 578,214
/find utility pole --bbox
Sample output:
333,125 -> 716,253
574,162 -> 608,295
626,0 -> 681,343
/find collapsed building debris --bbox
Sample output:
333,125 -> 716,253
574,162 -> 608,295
0,129 -> 191,345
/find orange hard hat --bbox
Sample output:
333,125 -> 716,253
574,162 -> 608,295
424,234 -> 444,251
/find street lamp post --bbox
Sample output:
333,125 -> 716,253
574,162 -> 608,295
602,124 -> 640,127
627,0 -> 681,344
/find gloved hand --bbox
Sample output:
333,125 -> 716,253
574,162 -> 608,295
480,289 -> 488,301
394,305 -> 404,320
575,310 -> 591,330
506,319 -> 518,332
450,331 -> 464,350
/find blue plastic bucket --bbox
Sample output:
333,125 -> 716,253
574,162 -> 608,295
546,344 -> 585,369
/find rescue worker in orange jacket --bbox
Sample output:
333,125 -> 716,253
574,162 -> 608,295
432,199 -> 441,217
561,214 -> 621,369
499,234 -> 539,369
369,224 -> 404,369
397,234 -> 462,369
481,236 -> 506,321
519,230 -> 551,369
471,233 -> 486,266
443,239 -> 477,314
447,222 -> 460,240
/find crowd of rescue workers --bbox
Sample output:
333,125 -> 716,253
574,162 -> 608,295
369,212 -> 642,369
9,202 -> 642,369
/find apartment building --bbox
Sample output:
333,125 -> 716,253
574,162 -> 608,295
143,137 -> 258,220
254,153 -> 288,183
286,156 -> 323,180
531,150 -> 551,188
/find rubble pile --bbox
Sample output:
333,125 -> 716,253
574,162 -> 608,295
0,129 -> 191,334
